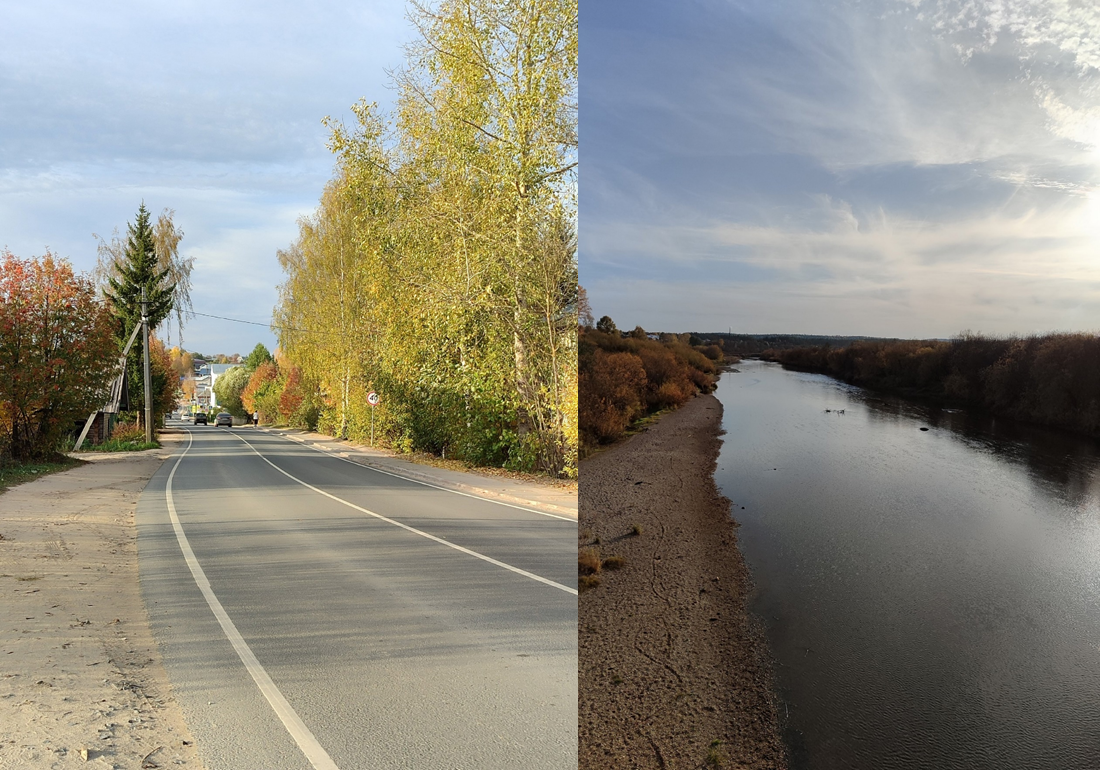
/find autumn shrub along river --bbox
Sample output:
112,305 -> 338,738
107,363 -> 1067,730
767,332 -> 1100,435
579,320 -> 728,454
274,0 -> 578,477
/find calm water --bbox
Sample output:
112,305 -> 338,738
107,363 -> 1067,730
714,360 -> 1100,769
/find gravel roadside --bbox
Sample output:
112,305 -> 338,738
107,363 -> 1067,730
0,439 -> 200,771
579,393 -> 786,769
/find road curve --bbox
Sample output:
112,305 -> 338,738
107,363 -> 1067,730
136,423 -> 577,769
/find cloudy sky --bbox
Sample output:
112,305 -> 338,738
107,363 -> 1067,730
1,0 -> 411,355
581,0 -> 1100,338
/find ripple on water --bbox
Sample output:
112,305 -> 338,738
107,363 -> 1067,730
715,360 -> 1100,769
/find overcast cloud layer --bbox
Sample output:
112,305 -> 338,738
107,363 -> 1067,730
1,0 -> 410,354
581,0 -> 1100,337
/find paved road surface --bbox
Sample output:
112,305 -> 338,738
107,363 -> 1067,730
136,423 -> 577,769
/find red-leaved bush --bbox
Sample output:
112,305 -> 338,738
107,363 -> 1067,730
0,250 -> 117,460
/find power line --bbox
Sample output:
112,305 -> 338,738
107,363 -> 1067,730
191,311 -> 273,328
190,311 -> 334,337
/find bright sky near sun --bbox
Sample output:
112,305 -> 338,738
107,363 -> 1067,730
581,0 -> 1100,338
0,1 -> 411,355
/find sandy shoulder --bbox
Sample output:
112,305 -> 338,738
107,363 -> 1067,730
0,439 -> 201,770
579,393 -> 786,769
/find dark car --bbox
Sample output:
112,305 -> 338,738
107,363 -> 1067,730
215,412 -> 233,427
194,412 -> 208,425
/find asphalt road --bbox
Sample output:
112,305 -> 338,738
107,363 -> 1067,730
136,423 -> 577,769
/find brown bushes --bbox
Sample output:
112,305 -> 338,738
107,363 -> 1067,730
579,326 -> 722,454
579,349 -> 648,444
579,548 -> 602,575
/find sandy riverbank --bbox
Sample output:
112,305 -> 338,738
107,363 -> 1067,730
0,440 -> 200,770
579,393 -> 786,769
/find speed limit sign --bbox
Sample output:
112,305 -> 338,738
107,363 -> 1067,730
367,391 -> 380,407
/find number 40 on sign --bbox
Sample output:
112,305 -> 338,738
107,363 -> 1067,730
367,391 -> 380,445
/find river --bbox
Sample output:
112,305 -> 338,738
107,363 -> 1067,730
713,359 -> 1100,768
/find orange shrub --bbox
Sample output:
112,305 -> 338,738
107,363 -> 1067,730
579,326 -> 720,453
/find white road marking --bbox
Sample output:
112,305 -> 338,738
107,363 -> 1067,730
232,432 -> 579,597
165,431 -> 338,770
262,428 -> 576,522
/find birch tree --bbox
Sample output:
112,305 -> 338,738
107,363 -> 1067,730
395,0 -> 578,472
274,0 -> 578,475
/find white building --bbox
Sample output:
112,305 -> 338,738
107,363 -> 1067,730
208,364 -> 242,409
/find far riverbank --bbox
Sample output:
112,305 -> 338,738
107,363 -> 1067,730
579,392 -> 786,769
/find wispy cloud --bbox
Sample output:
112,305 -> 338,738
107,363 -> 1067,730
586,189 -> 1100,335
0,0 -> 410,353
582,0 -> 1100,336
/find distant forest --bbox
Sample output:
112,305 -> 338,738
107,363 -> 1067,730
702,332 -> 892,356
766,333 -> 1100,436
579,318 -> 729,454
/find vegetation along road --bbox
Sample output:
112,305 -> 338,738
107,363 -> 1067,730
136,421 -> 577,769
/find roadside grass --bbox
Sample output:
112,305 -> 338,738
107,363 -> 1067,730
0,458 -> 84,495
399,449 -> 578,488
71,420 -> 161,453
81,438 -> 160,453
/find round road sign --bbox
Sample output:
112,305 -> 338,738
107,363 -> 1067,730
367,391 -> 380,406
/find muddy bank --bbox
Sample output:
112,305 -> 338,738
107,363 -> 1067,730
0,441 -> 200,770
579,393 -> 786,769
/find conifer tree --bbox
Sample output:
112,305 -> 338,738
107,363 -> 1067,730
103,203 -> 177,423
104,203 -> 175,339
244,343 -> 274,370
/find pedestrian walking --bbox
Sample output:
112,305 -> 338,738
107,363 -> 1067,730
253,410 -> 259,427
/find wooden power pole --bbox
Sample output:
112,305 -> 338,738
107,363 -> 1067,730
142,288 -> 153,444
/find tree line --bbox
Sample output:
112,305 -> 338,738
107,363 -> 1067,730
767,333 -> 1100,435
274,0 -> 578,477
579,314 -> 727,455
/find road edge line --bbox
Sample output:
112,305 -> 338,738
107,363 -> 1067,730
165,430 -> 339,770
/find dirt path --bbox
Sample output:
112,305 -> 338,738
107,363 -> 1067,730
0,440 -> 200,770
579,394 -> 786,769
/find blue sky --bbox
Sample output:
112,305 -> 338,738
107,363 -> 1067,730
0,0 -> 411,355
581,0 -> 1100,338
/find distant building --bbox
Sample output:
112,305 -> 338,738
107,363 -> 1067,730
208,364 -> 241,409
193,374 -> 212,410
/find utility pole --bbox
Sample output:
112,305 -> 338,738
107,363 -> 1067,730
142,288 -> 153,444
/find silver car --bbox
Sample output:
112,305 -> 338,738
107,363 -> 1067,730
215,412 -> 233,427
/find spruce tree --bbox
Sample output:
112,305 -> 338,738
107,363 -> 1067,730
103,203 -> 177,422
104,202 -> 175,340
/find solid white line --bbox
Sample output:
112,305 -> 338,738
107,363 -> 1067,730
165,431 -> 339,770
232,432 -> 579,597
265,428 -> 576,522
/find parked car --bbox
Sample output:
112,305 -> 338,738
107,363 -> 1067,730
194,412 -> 208,425
215,412 -> 233,427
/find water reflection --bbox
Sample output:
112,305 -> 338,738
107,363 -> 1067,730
714,360 -> 1100,769
850,380 -> 1100,518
